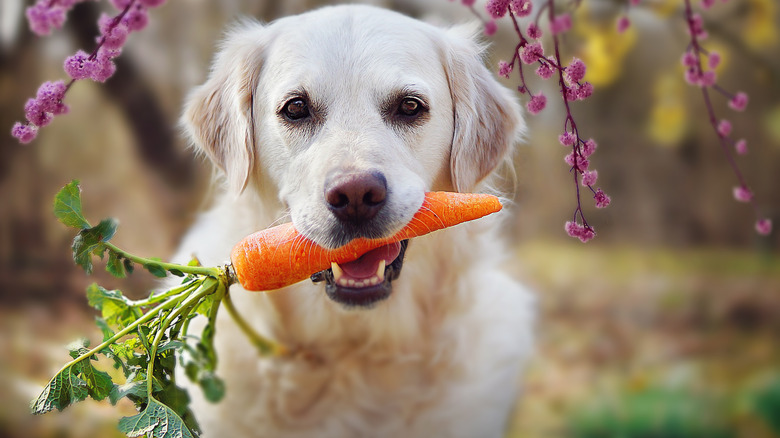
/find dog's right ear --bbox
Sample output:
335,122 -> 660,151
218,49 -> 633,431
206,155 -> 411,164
181,22 -> 268,193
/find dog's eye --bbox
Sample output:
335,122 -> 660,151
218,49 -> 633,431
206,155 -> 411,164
397,98 -> 424,117
282,98 -> 310,121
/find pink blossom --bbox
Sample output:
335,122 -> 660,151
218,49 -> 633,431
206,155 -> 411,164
498,60 -> 513,79
630,0 -> 641,4
485,0 -> 510,19
550,13 -> 572,35
684,69 -> 699,85
617,16 -> 631,34
700,70 -> 716,86
520,42 -> 544,64
559,132 -> 577,146
681,51 -> 697,68
35,81 -> 67,113
535,63 -> 554,79
564,152 -> 589,171
734,139 -> 748,155
728,92 -> 748,111
99,13 -> 129,50
461,0 -> 476,6
565,221 -> 596,243
582,170 -> 598,186
582,139 -> 597,157
688,13 -> 709,40
565,58 -> 586,83
484,20 -> 498,36
733,186 -> 753,203
701,0 -> 716,9
12,122 -> 38,144
755,219 -> 773,236
526,93 -> 547,115
64,50 -> 94,80
594,189 -> 611,208
25,3 -> 67,36
564,85 -> 579,102
707,51 -> 721,69
510,0 -> 532,17
717,119 -> 732,137
526,22 -> 542,39
122,5 -> 149,31
576,82 -> 594,100
24,98 -> 53,127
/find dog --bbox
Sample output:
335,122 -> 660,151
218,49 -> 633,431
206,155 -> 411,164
173,5 -> 534,437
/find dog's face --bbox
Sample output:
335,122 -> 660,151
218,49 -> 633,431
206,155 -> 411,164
183,6 -> 522,308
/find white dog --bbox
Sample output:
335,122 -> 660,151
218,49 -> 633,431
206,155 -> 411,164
174,5 -> 534,437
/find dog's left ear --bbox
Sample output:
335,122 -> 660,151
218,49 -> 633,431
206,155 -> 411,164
442,26 -> 524,192
181,22 -> 267,193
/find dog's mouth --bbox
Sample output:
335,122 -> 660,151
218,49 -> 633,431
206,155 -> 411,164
310,240 -> 409,308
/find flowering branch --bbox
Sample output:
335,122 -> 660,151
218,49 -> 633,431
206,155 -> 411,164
11,0 -> 166,144
452,0 -> 772,240
458,0 -> 609,242
680,0 -> 772,236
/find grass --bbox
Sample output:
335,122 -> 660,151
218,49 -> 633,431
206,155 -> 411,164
506,240 -> 780,438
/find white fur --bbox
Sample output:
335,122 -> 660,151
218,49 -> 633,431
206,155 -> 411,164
175,5 -> 534,437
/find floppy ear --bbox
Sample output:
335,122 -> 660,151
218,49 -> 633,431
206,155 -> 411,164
181,22 -> 268,193
443,26 -> 524,192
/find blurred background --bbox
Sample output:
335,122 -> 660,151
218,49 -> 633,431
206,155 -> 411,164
1,0 -> 778,437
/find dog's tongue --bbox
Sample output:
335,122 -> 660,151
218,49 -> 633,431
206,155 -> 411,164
339,242 -> 401,279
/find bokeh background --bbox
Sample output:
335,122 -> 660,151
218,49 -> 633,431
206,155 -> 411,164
1,0 -> 778,437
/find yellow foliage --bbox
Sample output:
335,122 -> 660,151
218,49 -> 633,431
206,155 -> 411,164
573,15 -> 638,87
648,0 -> 682,18
744,0 -> 778,49
763,105 -> 780,147
647,72 -> 689,146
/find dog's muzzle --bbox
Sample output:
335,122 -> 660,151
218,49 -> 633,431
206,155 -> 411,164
311,240 -> 408,308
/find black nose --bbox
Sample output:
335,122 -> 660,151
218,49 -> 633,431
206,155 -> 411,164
324,171 -> 387,224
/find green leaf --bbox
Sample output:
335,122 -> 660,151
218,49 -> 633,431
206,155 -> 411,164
72,219 -> 118,274
124,258 -> 135,275
107,251 -> 128,278
86,284 -> 135,328
168,269 -> 185,277
66,338 -> 91,359
198,372 -> 225,403
74,360 -> 114,402
157,340 -> 185,354
31,366 -> 88,414
117,398 -> 195,438
94,316 -> 115,343
109,381 -> 145,406
144,262 -> 168,278
53,180 -> 90,229
109,379 -> 156,406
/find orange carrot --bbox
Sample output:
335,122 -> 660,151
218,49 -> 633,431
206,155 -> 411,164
230,191 -> 502,291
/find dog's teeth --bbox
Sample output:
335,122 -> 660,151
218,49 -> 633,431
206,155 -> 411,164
369,277 -> 379,286
331,262 -> 343,282
376,259 -> 386,282
348,279 -> 356,287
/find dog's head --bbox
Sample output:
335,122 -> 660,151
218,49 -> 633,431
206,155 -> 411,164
182,5 -> 522,308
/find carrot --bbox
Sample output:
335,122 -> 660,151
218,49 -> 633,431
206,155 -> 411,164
230,191 -> 502,291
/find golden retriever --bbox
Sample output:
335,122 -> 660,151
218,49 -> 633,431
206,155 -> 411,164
173,5 -> 534,437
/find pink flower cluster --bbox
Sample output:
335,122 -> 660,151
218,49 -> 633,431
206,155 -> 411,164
460,0 -> 608,242
681,0 -> 771,236
12,0 -> 166,144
